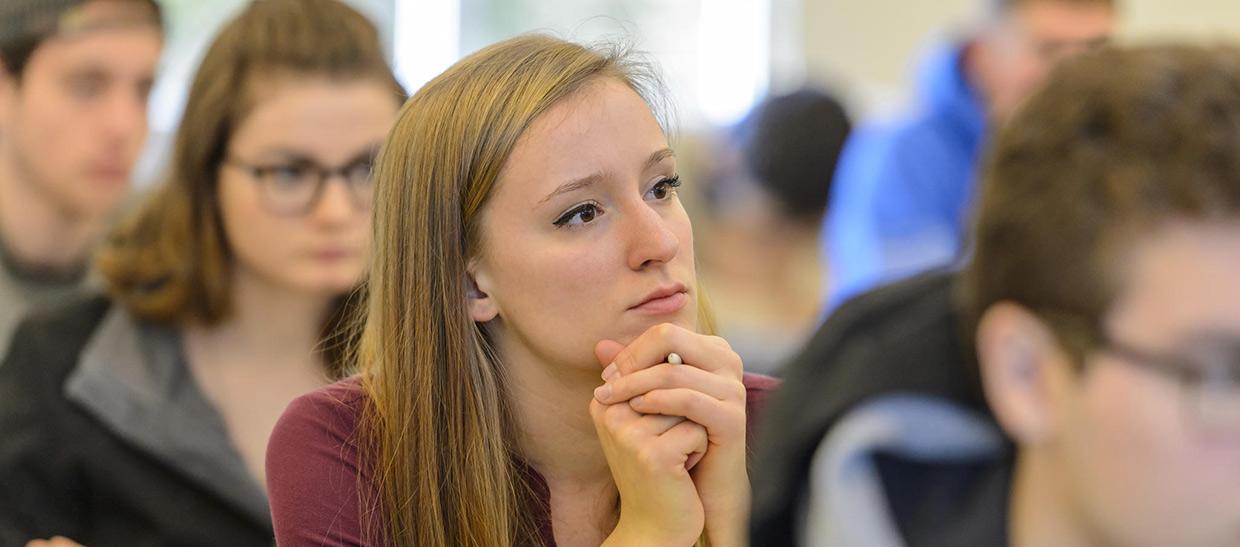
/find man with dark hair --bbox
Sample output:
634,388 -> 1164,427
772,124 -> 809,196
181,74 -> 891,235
754,44 -> 1240,547
0,0 -> 163,358
822,0 -> 1114,309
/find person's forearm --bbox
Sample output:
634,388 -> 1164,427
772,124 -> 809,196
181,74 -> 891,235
704,508 -> 749,547
604,519 -> 692,547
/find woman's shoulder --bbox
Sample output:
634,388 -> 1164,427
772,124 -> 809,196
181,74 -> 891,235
295,376 -> 368,410
742,372 -> 780,409
268,377 -> 371,480
272,377 -> 368,449
742,372 -> 781,437
742,372 -> 780,392
267,377 -> 371,546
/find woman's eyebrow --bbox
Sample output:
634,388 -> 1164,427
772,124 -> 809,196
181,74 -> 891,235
246,148 -> 312,164
246,142 -> 384,166
344,143 -> 383,164
538,172 -> 605,206
644,148 -> 676,171
537,148 -> 676,206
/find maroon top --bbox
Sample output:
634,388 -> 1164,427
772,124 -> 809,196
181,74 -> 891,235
267,373 -> 780,546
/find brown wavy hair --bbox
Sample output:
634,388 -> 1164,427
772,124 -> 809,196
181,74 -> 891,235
356,34 -> 715,545
964,44 -> 1240,358
95,0 -> 403,376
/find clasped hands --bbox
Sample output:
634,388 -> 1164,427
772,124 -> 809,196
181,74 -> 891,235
590,323 -> 749,547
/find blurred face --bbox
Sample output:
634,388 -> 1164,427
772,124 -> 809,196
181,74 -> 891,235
0,0 -> 162,219
1052,221 -> 1240,547
469,78 -> 697,371
218,77 -> 398,297
975,1 -> 1114,119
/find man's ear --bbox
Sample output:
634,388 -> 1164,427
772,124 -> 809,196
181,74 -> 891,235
465,258 -> 499,323
976,301 -> 1074,446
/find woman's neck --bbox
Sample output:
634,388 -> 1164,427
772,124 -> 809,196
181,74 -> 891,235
500,335 -> 620,545
185,268 -> 335,371
505,339 -> 614,484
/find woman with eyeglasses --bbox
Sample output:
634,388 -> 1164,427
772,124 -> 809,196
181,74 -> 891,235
0,1 -> 402,545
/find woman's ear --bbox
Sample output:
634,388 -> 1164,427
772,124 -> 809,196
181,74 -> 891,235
466,259 -> 499,322
976,301 -> 1074,447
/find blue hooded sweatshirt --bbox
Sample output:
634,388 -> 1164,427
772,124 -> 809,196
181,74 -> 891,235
822,43 -> 987,310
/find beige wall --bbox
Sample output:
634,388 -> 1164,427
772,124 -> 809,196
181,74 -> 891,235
1122,0 -> 1240,41
800,0 -> 974,112
799,0 -> 1240,116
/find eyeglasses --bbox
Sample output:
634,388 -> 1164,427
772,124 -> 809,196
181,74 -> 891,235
224,155 -> 375,216
996,19 -> 1110,65
1096,330 -> 1240,436
1031,307 -> 1240,436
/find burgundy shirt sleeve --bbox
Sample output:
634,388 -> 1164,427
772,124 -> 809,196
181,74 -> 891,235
742,372 -> 781,440
267,379 -> 368,547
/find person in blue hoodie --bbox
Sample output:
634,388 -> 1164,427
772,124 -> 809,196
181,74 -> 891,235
755,44 -> 1240,547
823,0 -> 1114,309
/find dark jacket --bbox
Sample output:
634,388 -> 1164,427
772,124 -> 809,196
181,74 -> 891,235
751,272 -> 1014,547
0,243 -> 95,361
0,295 -> 273,546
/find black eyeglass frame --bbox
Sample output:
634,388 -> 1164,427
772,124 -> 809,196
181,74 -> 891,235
223,156 -> 375,216
1031,306 -> 1240,436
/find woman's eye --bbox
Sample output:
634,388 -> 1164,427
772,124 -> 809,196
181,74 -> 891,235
270,165 -> 310,187
645,176 -> 682,201
344,161 -> 375,186
553,203 -> 603,227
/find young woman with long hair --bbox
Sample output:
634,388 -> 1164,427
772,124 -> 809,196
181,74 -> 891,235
268,34 -> 777,547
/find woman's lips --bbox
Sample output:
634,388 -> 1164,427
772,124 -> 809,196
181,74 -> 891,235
629,290 -> 689,315
88,164 -> 130,185
311,248 -> 355,261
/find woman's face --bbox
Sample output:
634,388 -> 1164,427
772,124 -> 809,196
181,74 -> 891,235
469,78 -> 697,371
218,76 -> 399,297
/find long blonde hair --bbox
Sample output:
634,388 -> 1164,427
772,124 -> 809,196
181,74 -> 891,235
357,34 -> 714,545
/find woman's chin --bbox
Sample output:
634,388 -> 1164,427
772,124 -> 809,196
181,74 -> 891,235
616,316 -> 699,343
293,276 -> 360,298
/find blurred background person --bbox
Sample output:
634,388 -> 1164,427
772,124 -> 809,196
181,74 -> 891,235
0,0 -> 163,359
822,0 -> 1114,309
754,44 -> 1240,547
697,88 -> 851,374
0,0 -> 402,545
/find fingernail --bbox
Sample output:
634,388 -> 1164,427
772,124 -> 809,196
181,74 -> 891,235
631,395 -> 645,407
601,363 -> 619,381
594,383 -> 612,401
